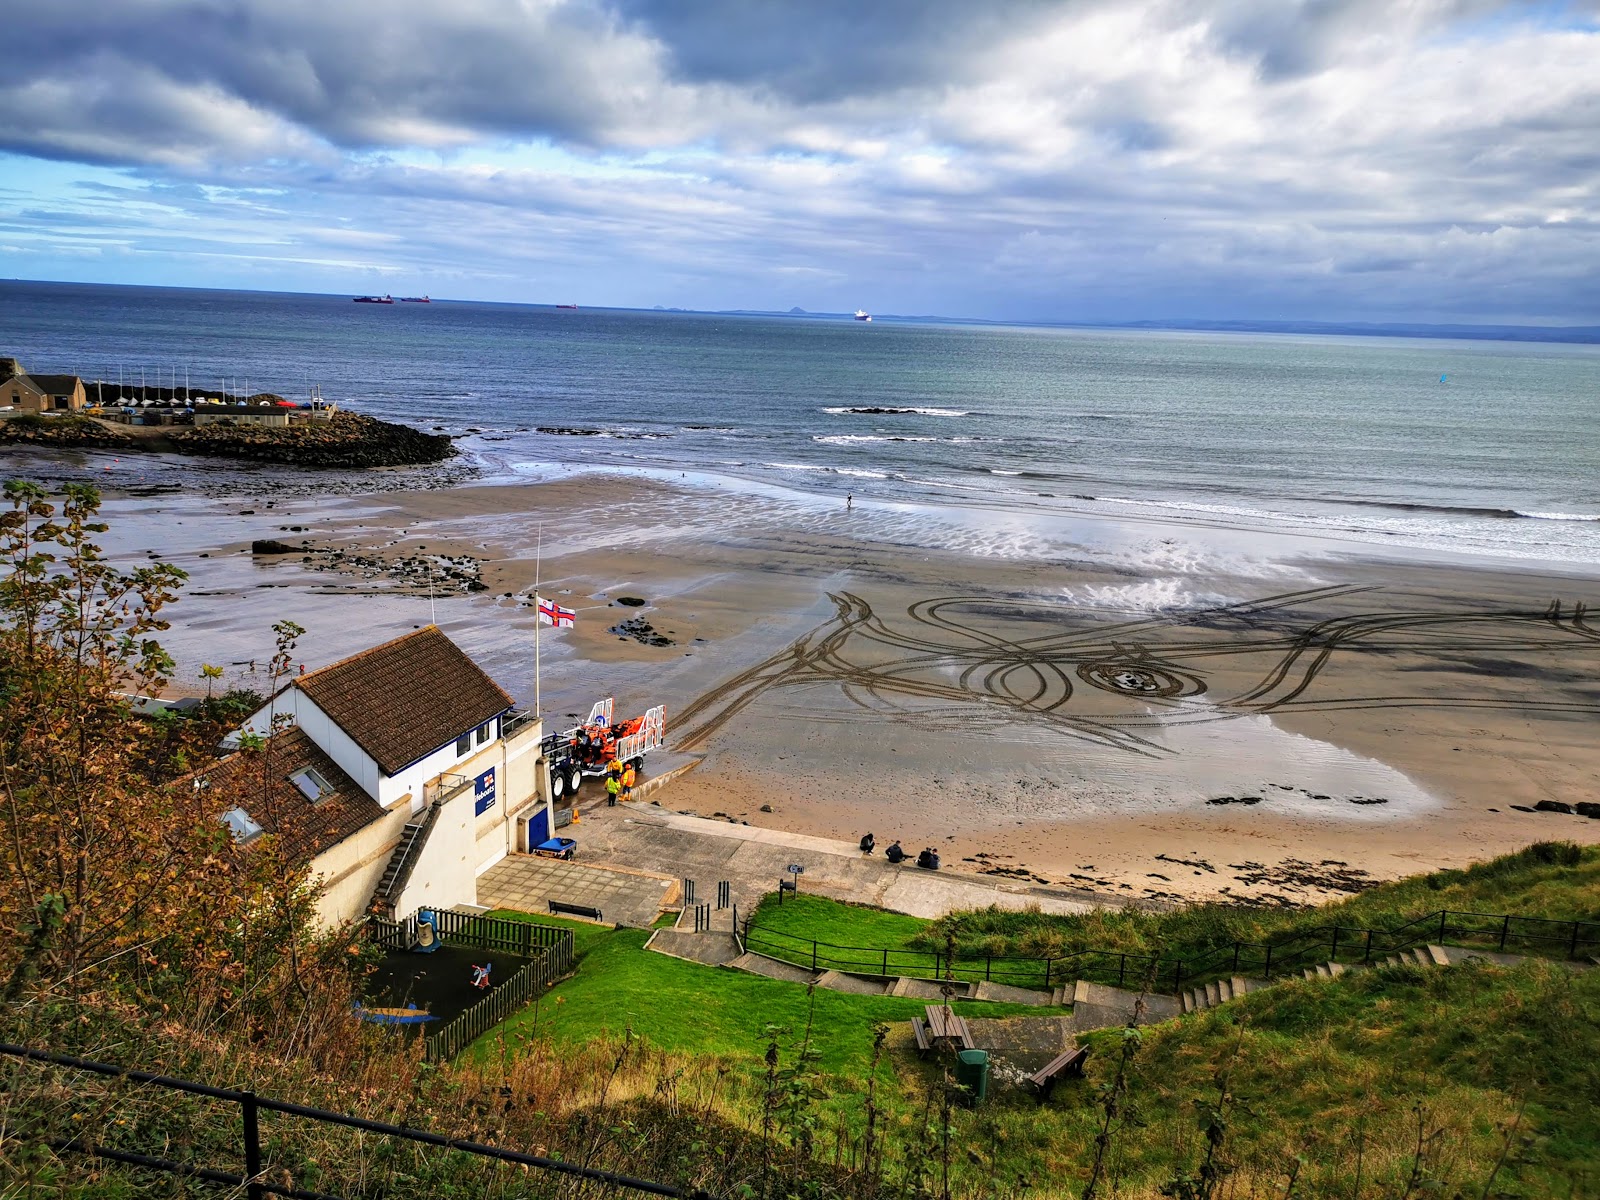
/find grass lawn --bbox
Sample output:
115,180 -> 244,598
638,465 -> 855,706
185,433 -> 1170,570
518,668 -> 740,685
477,913 -> 1049,1077
747,893 -> 931,952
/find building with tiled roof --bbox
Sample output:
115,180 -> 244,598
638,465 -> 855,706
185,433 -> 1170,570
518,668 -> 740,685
0,366 -> 86,414
236,626 -> 551,925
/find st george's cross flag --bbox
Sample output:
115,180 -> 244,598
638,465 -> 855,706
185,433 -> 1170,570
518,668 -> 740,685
537,596 -> 576,628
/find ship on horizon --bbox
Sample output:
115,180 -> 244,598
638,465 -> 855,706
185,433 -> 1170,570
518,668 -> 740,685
556,303 -> 579,310
854,309 -> 872,322
353,294 -> 394,304
399,295 -> 430,303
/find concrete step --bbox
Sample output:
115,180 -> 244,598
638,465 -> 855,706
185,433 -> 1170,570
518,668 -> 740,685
1326,962 -> 1346,977
1181,990 -> 1195,1014
973,980 -> 1053,1006
1424,944 -> 1452,967
1216,978 -> 1234,1002
728,952 -> 820,985
1190,988 -> 1208,1012
1315,963 -> 1333,979
1408,947 -> 1435,969
1050,985 -> 1070,1007
648,930 -> 741,967
1303,968 -> 1317,980
815,969 -> 891,996
1205,981 -> 1222,1007
1232,975 -> 1261,996
890,976 -> 974,1001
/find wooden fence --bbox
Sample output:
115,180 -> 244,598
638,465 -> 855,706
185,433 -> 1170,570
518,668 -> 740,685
365,910 -> 576,1061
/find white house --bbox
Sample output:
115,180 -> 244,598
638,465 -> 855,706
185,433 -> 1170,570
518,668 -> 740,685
225,626 -> 553,926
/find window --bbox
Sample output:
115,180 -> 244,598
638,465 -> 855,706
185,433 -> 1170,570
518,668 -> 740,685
222,807 -> 264,845
289,765 -> 333,803
475,720 -> 492,746
456,733 -> 472,756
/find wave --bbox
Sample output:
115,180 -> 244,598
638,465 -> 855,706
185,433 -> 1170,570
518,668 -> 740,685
764,461 -> 889,479
1517,510 -> 1600,522
821,406 -> 971,416
537,426 -> 669,440
811,434 -> 992,445
1336,498 -> 1600,523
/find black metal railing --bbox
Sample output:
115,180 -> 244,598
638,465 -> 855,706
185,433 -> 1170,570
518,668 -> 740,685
742,907 -> 1600,998
0,1041 -> 708,1200
366,911 -> 574,1060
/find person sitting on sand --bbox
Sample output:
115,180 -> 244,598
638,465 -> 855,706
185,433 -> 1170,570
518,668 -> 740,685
884,841 -> 905,864
915,847 -> 939,870
859,832 -> 876,855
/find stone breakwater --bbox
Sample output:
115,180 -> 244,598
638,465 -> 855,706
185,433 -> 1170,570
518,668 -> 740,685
0,414 -> 134,448
172,413 -> 456,468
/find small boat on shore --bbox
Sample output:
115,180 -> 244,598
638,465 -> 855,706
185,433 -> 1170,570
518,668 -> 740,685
854,309 -> 872,322
354,295 -> 394,304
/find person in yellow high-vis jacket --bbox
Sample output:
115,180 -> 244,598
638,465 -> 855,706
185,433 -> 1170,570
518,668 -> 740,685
605,775 -> 621,806
620,762 -> 636,801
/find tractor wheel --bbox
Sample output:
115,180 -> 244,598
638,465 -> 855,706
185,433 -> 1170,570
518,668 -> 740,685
566,767 -> 584,796
549,770 -> 565,802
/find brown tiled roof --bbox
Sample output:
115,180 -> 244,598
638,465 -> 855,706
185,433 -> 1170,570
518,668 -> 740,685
203,726 -> 385,868
295,626 -> 514,776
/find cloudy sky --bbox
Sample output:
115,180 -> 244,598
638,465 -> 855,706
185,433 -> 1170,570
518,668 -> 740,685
2,0 -> 1597,322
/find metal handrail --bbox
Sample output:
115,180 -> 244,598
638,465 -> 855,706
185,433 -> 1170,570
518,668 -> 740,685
0,1041 -> 708,1199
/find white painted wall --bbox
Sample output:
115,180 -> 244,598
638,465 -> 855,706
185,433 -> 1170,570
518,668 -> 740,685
308,804 -> 412,928
393,784 -> 479,915
241,692 -> 382,802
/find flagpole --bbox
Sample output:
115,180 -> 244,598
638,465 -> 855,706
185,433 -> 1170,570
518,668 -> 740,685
534,522 -> 542,721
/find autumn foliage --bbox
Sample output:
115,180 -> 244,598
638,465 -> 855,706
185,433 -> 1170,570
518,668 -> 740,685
0,481 -> 350,1043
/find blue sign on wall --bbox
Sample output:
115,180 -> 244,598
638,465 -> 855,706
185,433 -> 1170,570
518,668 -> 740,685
474,767 -> 496,816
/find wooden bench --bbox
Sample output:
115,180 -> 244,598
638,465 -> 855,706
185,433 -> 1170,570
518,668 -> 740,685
1029,1045 -> 1088,1101
547,900 -> 603,921
923,1005 -> 973,1050
910,1018 -> 932,1057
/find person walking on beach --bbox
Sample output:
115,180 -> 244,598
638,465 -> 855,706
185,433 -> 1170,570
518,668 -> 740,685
846,493 -> 853,510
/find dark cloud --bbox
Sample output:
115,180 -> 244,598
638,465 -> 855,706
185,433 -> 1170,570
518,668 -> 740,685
611,0 -> 1062,101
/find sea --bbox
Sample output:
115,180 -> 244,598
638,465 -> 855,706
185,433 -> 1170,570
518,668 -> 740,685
4,279 -> 1599,569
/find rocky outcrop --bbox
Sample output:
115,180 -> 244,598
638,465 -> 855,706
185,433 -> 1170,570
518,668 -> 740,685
0,414 -> 133,448
170,412 -> 456,468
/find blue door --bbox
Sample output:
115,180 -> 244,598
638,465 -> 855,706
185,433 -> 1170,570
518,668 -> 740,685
526,807 -> 550,848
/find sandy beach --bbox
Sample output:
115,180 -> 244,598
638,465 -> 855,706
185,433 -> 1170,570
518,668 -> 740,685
26,451 -> 1600,908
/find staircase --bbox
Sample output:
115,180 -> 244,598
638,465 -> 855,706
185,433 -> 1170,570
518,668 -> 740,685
369,804 -> 440,918
1181,974 -> 1271,1014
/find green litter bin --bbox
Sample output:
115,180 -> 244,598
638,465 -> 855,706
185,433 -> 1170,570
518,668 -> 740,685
955,1049 -> 989,1106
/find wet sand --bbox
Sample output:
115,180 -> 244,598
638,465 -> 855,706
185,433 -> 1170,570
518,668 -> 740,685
61,461 -> 1600,907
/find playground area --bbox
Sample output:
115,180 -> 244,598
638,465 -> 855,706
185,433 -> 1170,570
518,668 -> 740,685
362,943 -> 533,1028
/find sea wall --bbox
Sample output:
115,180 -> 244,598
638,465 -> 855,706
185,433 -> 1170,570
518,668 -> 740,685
172,412 -> 457,468
0,414 -> 135,449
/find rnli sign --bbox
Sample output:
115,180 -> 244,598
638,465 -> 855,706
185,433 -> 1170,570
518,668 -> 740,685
474,767 -> 496,816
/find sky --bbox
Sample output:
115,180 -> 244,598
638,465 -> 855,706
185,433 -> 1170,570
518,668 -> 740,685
1,0 -> 1598,323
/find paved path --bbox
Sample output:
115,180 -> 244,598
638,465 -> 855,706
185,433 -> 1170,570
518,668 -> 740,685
570,800 -> 1120,922
477,856 -> 676,929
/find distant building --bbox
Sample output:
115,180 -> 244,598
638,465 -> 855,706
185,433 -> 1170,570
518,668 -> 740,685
211,626 -> 551,927
0,359 -> 87,413
191,405 -> 293,427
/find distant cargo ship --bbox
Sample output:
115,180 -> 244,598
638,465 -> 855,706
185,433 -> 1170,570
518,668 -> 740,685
854,309 -> 872,322
556,303 -> 579,310
399,295 -> 430,303
353,295 -> 394,304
